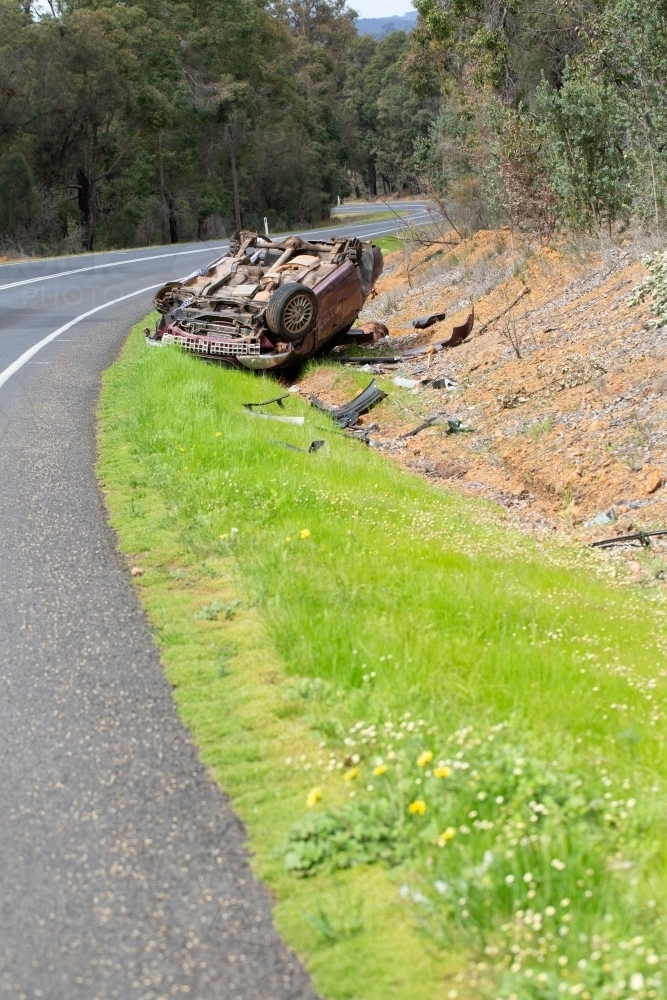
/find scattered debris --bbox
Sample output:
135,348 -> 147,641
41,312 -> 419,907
399,414 -> 444,439
130,566 -> 144,577
444,419 -> 472,434
402,311 -> 475,357
310,379 -> 387,428
441,310 -> 475,348
272,439 -> 325,454
584,509 -> 617,527
411,311 -> 447,329
244,411 -> 305,425
340,356 -> 401,365
393,376 -> 419,389
591,529 -> 667,549
243,393 -> 289,409
432,376 -> 458,390
399,415 -> 471,439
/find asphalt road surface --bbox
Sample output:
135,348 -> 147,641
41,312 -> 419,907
0,210 -> 428,1000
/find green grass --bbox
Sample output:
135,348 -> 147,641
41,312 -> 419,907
372,234 -> 404,253
99,322 -> 667,1000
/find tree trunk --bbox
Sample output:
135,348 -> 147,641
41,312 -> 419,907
228,124 -> 242,232
368,158 -> 377,197
167,193 -> 178,243
158,134 -> 168,244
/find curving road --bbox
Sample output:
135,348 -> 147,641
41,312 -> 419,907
0,209 -> 428,999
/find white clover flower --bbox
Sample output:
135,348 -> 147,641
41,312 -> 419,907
551,858 -> 566,871
523,872 -> 533,883
505,874 -> 515,885
630,973 -> 645,991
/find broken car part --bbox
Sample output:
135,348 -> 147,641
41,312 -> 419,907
339,356 -> 402,365
149,230 -> 383,372
411,311 -> 447,329
310,379 -> 387,428
271,439 -> 326,454
402,311 -> 475,358
243,393 -> 289,409
243,411 -> 305,425
590,529 -> 667,549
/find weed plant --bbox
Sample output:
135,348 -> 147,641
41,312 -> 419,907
100,324 -> 667,1000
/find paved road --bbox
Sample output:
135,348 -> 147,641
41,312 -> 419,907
0,211 -> 426,999
329,199 -> 432,216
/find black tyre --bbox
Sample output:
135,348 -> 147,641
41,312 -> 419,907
266,283 -> 318,342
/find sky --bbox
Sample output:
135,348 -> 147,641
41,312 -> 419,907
352,0 -> 415,18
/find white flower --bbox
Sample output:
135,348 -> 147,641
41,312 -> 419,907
551,858 -> 566,871
523,872 -> 533,883
505,874 -> 515,885
630,973 -> 645,991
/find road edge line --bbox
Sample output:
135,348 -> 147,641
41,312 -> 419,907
0,283 -> 162,390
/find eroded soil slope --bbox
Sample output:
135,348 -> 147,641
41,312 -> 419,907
297,229 -> 667,582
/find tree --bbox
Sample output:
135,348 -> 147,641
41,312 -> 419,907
0,147 -> 36,246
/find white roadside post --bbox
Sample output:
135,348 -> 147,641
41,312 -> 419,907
264,217 -> 269,236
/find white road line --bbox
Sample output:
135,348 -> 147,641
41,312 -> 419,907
0,246 -> 229,293
0,210 -> 432,294
0,283 -> 162,390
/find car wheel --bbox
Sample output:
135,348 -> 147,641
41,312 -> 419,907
266,283 -> 318,342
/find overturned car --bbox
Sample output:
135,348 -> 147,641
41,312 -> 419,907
149,230 -> 384,370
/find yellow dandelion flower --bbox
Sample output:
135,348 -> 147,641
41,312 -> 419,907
408,799 -> 427,816
215,432 -> 222,437
178,447 -> 185,452
300,528 -> 311,539
373,764 -> 388,776
437,827 -> 456,846
306,786 -> 322,808
343,766 -> 359,781
417,750 -> 433,768
433,766 -> 451,778
286,537 -> 292,542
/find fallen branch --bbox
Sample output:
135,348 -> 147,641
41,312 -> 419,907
475,286 -> 531,338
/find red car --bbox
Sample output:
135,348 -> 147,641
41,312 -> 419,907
149,229 -> 384,371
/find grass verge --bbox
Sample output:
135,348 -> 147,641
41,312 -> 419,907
99,321 -> 667,1000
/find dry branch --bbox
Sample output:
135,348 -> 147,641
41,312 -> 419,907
475,286 -> 531,337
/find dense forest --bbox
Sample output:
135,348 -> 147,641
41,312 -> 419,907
0,0 -> 665,252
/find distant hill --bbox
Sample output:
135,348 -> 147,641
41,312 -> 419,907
355,10 -> 417,38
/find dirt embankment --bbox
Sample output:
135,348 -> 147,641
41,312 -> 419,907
298,228 -> 667,583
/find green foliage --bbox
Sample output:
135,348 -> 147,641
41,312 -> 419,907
0,148 -> 36,237
0,0 -> 435,251
536,65 -> 633,232
629,250 -> 667,326
407,0 -> 667,235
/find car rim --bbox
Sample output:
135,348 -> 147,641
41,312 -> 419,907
283,294 -> 314,336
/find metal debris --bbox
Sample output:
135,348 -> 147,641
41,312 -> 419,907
339,356 -> 402,365
272,439 -> 325,453
591,529 -> 667,549
411,311 -> 447,329
243,393 -> 289,409
244,411 -> 305,425
310,379 -> 387,428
